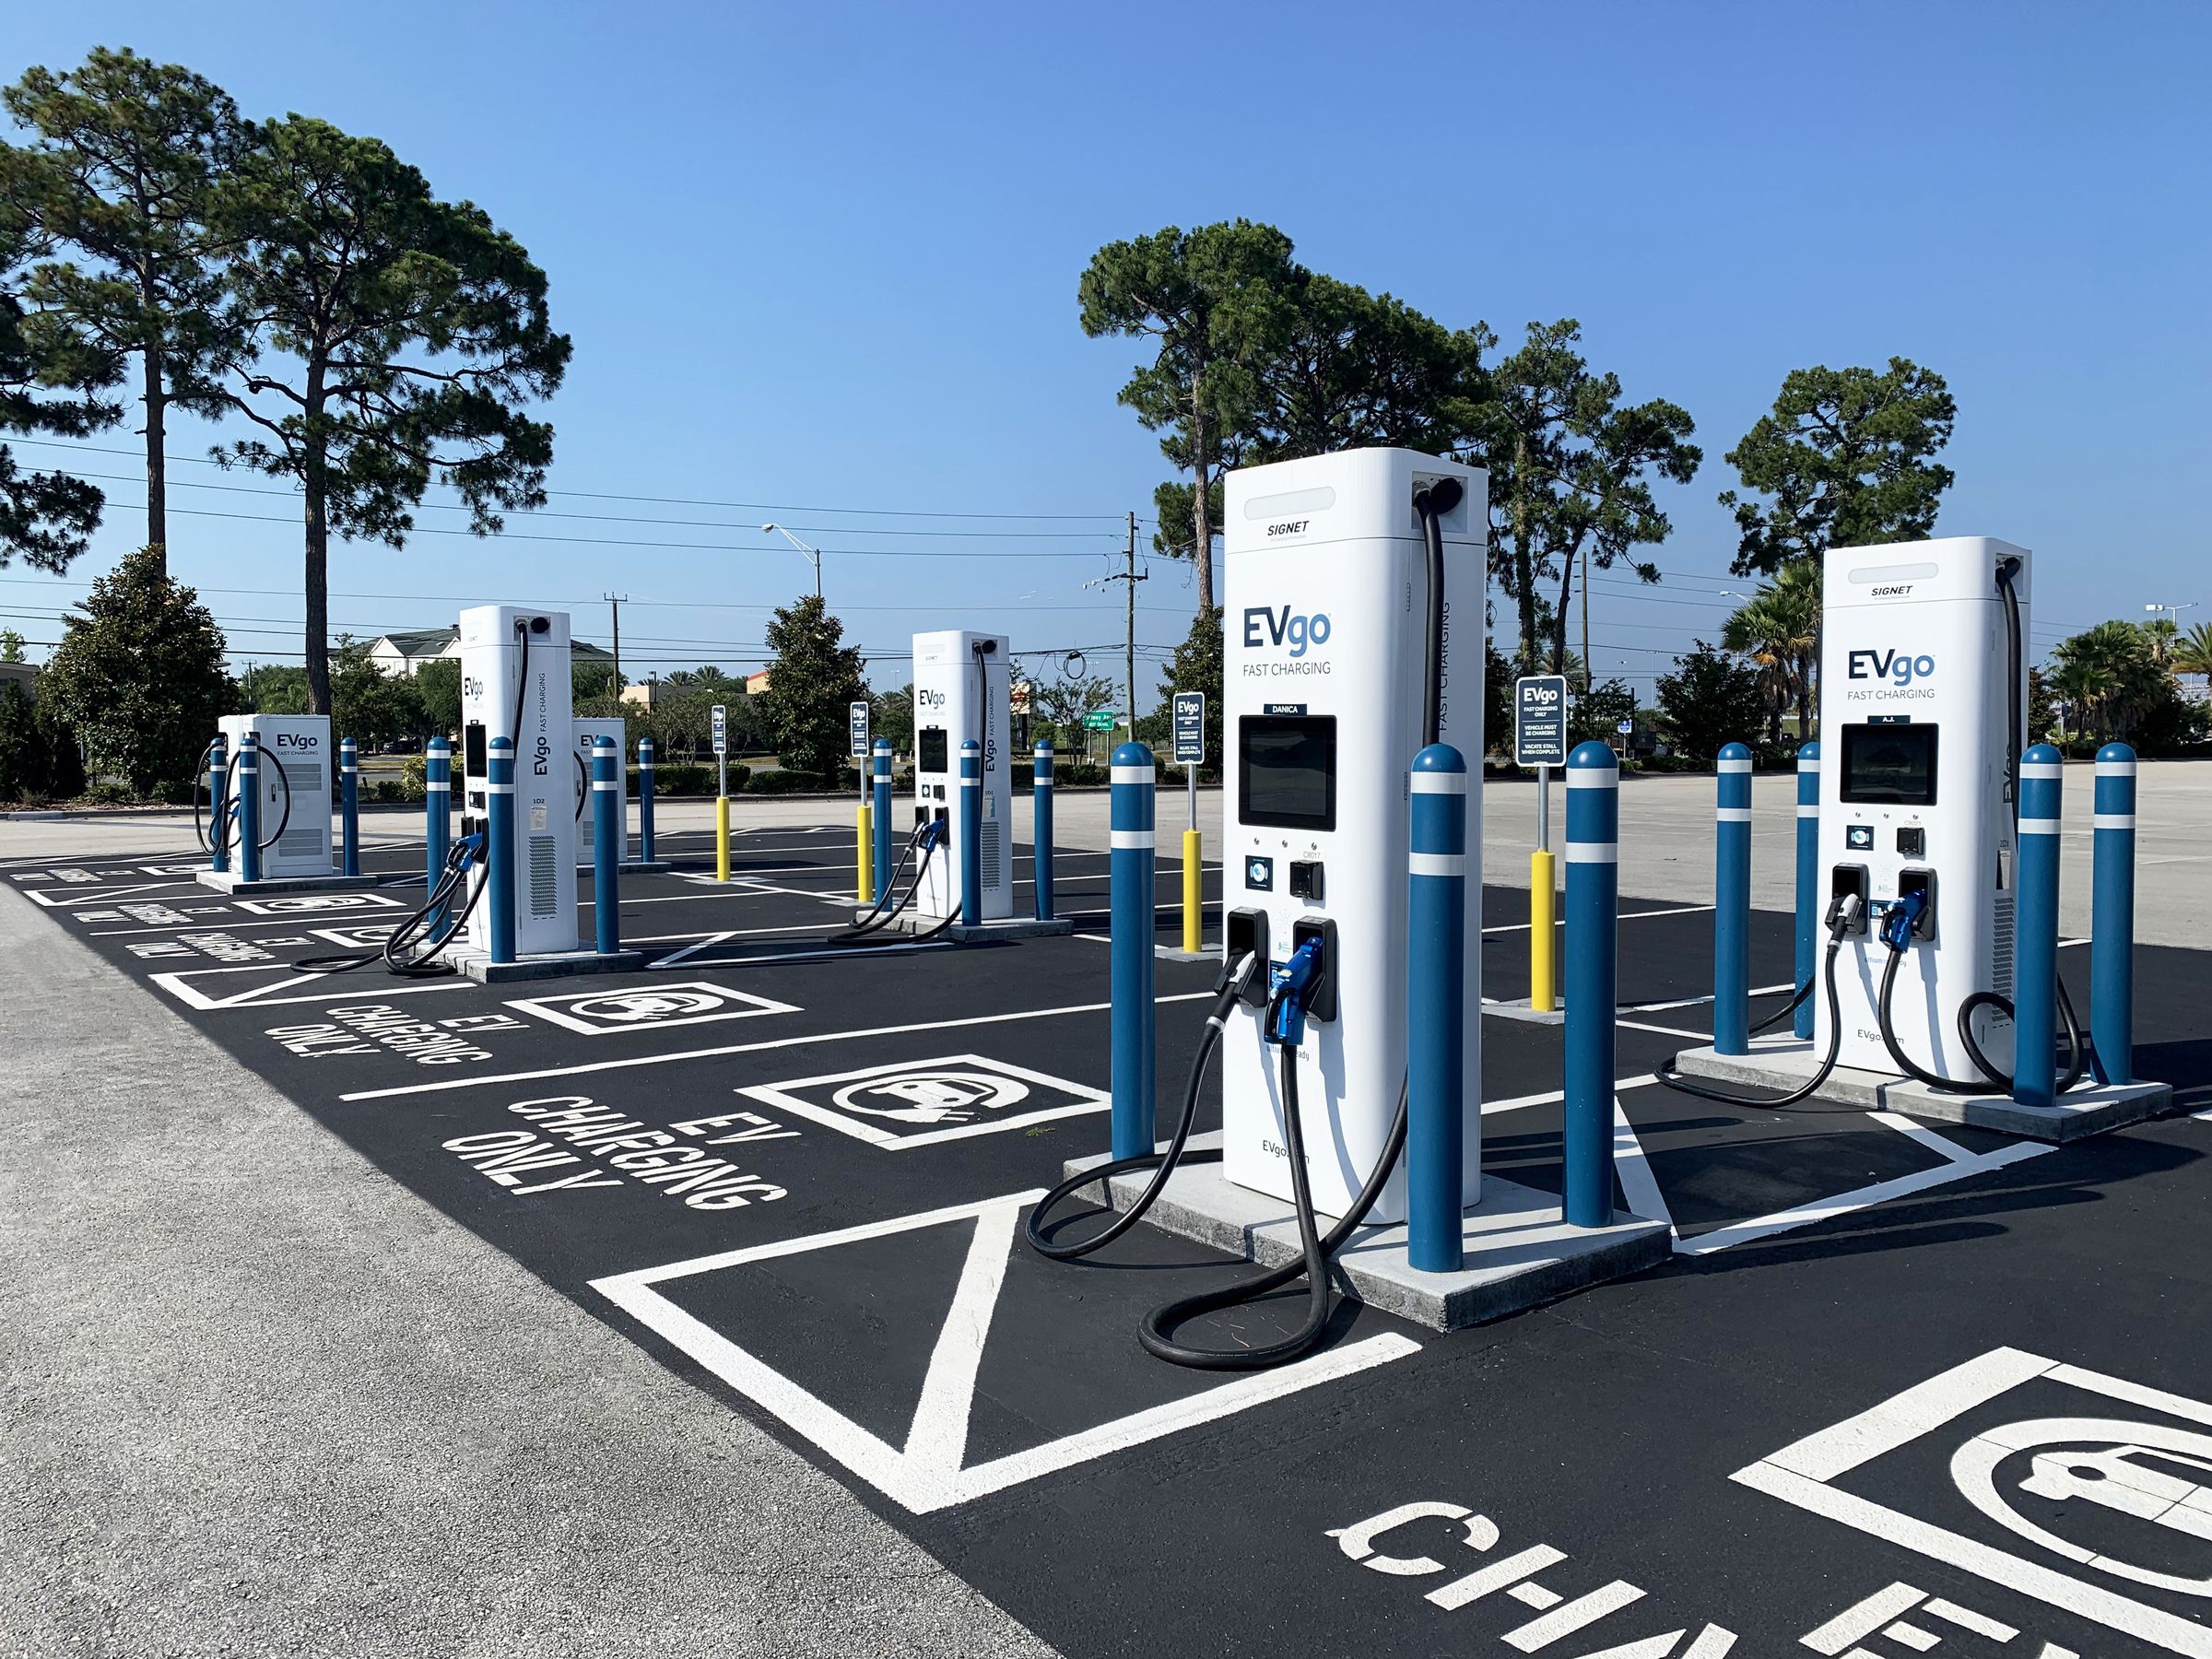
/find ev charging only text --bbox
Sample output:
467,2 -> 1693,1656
438,1096 -> 800,1207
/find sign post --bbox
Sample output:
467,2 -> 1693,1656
1172,691 -> 1206,954
1515,675 -> 1570,1012
712,702 -> 730,882
1082,706 -> 1115,768
849,700 -> 872,903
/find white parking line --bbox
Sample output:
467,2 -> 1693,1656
1675,1142 -> 2053,1257
337,988 -> 1219,1102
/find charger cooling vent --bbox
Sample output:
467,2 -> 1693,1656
529,835 -> 558,916
282,760 -> 324,800
276,830 -> 325,863
1992,891 -> 2016,999
981,819 -> 1002,888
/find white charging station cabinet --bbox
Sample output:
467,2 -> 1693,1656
459,605 -> 578,956
1220,448 -> 1488,1223
217,712 -> 334,877
573,716 -> 627,866
1816,536 -> 2031,1079
911,629 -> 1012,922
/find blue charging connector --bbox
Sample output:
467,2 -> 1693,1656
1266,937 -> 1327,1046
1877,888 -> 1928,953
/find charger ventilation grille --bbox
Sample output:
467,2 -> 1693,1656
529,835 -> 558,917
1992,891 -> 2016,999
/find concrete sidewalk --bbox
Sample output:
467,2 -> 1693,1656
0,888 -> 1055,1659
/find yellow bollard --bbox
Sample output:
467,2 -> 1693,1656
856,803 -> 873,903
716,793 -> 731,882
1530,847 -> 1557,1012
1182,828 -> 1203,954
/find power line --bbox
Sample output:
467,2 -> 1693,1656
0,572 -> 1196,618
6,436 -> 1132,523
35,463 -> 1132,540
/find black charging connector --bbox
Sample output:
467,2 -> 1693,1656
1830,865 -> 1869,935
1225,909 -> 1271,1006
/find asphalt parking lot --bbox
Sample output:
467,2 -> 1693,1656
5,813 -> 2210,1659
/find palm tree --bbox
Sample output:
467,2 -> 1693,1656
2141,617 -> 2178,665
2051,659 -> 2105,741
2176,620 -> 2212,679
1721,560 -> 1821,741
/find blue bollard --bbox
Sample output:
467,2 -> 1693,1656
2013,744 -> 2064,1109
959,738 -> 982,925
1032,737 -> 1055,922
236,732 -> 263,885
488,735 -> 516,966
1794,741 -> 1820,1041
1564,741 -> 1619,1228
2091,743 -> 2136,1086
1407,743 -> 1468,1273
593,736 -> 620,953
1110,741 -> 1157,1161
872,736 -> 893,904
1713,741 -> 1753,1055
207,736 -> 229,874
425,736 -> 451,925
637,735 -> 657,865
339,736 -> 360,877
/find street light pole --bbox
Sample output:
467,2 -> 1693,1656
760,523 -> 823,599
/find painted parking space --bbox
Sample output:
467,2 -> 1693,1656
7,828 -> 2212,1659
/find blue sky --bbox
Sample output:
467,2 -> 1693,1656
3,1 -> 2206,698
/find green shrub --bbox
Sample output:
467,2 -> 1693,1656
631,761 -> 726,796
83,780 -> 131,805
749,768 -> 833,794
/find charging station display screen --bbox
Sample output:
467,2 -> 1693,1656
1239,715 -> 1336,831
918,727 -> 947,774
1841,723 -> 1939,806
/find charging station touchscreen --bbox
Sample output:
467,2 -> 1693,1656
1222,448 -> 1487,1223
911,629 -> 1011,921
1239,715 -> 1335,830
1840,724 -> 1938,806
1816,537 -> 2030,1079
458,605 -> 578,956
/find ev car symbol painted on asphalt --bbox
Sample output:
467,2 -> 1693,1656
737,1054 -> 1108,1149
828,1069 -> 1031,1125
504,980 -> 799,1036
1735,1347 -> 2212,1656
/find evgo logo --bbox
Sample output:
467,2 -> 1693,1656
1243,606 -> 1333,658
1848,647 -> 1936,688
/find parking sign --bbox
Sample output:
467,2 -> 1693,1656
711,704 -> 727,758
849,701 -> 870,759
1172,692 -> 1205,765
1513,676 -> 1569,767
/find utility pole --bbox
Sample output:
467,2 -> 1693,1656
1579,545 -> 1592,694
1125,512 -> 1137,732
605,593 -> 628,692
1083,516 -> 1147,740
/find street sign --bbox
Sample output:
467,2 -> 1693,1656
1172,692 -> 1206,765
848,700 -> 870,759
1513,676 -> 1569,767
711,704 -> 727,758
1616,719 -> 1635,736
1081,710 -> 1116,733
